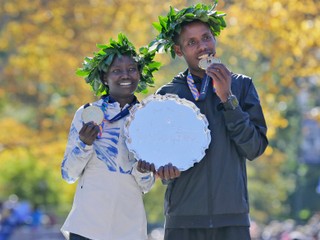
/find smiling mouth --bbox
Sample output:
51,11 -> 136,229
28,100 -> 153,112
120,82 -> 132,86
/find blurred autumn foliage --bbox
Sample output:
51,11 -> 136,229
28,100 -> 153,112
0,0 -> 319,226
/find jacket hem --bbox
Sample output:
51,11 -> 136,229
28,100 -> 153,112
165,213 -> 250,228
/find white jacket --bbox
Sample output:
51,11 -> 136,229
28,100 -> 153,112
61,98 -> 155,240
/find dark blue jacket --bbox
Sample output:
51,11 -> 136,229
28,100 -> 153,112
157,69 -> 268,228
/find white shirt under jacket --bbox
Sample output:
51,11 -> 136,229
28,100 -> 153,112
61,98 -> 155,240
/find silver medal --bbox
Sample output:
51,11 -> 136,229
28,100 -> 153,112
198,55 -> 221,70
81,105 -> 104,125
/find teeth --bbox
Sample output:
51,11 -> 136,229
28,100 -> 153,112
198,53 -> 213,60
120,82 -> 131,86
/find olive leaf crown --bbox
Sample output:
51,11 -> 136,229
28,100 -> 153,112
148,1 -> 226,58
76,33 -> 161,96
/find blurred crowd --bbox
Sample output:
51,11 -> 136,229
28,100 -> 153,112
250,213 -> 320,240
0,195 -> 58,240
148,213 -> 320,240
1,195 -> 319,240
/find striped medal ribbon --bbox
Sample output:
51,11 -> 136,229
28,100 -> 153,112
187,71 -> 215,101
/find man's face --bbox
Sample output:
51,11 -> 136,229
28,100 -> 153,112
174,21 -> 217,76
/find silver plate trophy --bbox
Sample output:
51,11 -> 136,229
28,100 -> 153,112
198,55 -> 221,70
81,105 -> 104,125
124,94 -> 211,171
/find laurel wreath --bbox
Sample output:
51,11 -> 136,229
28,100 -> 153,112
76,33 -> 161,96
148,1 -> 227,58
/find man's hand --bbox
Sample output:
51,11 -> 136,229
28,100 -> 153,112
79,122 -> 100,145
157,163 -> 181,180
206,63 -> 232,102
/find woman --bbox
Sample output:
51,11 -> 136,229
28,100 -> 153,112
61,33 -> 160,240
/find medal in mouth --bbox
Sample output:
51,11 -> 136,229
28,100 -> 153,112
198,54 -> 221,70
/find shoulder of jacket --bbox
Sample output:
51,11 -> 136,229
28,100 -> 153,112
231,73 -> 253,89
232,73 -> 252,82
230,73 -> 254,100
156,71 -> 187,94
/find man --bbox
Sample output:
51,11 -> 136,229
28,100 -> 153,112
151,2 -> 268,240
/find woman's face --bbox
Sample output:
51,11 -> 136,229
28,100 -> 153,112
104,55 -> 140,99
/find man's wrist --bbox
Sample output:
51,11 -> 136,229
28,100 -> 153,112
222,94 -> 239,111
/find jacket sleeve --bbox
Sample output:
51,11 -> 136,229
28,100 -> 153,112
61,106 -> 95,183
131,162 -> 155,194
223,78 -> 268,160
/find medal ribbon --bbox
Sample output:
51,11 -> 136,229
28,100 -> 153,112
187,71 -> 215,101
101,95 -> 137,123
97,95 -> 137,138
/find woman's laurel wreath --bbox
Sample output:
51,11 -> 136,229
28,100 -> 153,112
76,33 -> 161,96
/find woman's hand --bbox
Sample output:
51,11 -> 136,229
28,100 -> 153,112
137,160 -> 156,174
79,122 -> 100,145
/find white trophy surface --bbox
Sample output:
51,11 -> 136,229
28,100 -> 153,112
124,94 -> 211,171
